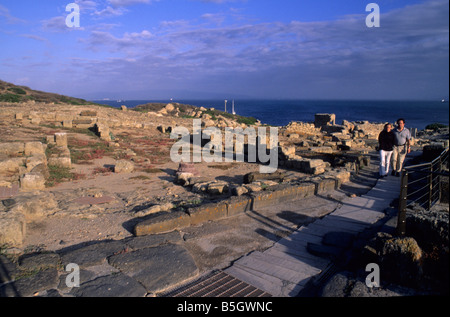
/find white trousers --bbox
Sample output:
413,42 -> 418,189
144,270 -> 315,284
379,150 -> 393,176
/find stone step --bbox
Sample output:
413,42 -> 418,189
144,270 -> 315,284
249,251 -> 322,280
234,253 -> 312,286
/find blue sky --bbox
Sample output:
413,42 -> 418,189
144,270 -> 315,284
0,0 -> 448,100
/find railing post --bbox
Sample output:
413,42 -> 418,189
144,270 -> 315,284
428,163 -> 434,210
438,155 -> 442,203
397,169 -> 409,236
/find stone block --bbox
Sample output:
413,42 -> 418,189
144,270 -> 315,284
46,135 -> 56,144
13,191 -> 57,221
48,156 -> 71,168
0,142 -> 25,156
231,185 -> 249,196
24,142 -> 45,156
251,190 -> 279,210
188,203 -> 228,226
94,123 -> 112,141
243,171 -> 286,184
80,110 -> 97,117
55,133 -> 68,147
315,113 -> 336,128
226,196 -> 252,217
72,119 -> 93,125
311,178 -> 337,194
30,117 -> 41,124
62,120 -> 73,128
30,163 -> 50,179
134,203 -> 174,217
207,181 -> 229,195
134,211 -> 191,236
294,182 -> 316,198
55,113 -> 74,122
329,170 -> 351,187
25,154 -> 47,171
20,173 -> 46,191
0,158 -> 22,176
0,212 -> 26,247
309,146 -> 333,154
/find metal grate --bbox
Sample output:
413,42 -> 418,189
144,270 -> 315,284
161,270 -> 272,297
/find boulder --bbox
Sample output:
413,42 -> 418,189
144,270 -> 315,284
207,181 -> 229,195
114,160 -> 134,173
380,236 -> 423,287
175,173 -> 194,186
192,182 -> 209,194
165,103 -> 175,112
231,185 -> 248,196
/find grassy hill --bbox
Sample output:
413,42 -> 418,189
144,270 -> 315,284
0,80 -> 93,105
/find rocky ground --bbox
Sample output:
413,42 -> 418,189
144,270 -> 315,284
316,202 -> 449,297
0,95 -> 448,297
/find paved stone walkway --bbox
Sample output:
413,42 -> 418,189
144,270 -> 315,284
224,175 -> 401,297
1,154 -> 404,297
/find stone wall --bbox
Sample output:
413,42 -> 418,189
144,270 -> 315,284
134,177 -> 346,237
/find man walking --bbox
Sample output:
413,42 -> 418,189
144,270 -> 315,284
391,118 -> 411,177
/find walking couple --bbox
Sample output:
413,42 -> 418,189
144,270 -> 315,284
378,118 -> 412,178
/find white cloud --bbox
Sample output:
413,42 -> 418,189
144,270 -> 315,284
108,0 -> 153,7
0,4 -> 26,24
94,6 -> 128,17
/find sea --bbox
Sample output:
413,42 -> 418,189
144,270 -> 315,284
92,99 -> 449,131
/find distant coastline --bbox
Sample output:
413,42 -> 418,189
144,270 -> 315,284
92,99 -> 450,131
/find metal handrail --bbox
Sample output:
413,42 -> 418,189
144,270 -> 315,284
397,147 -> 449,236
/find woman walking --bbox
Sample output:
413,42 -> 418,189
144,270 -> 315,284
378,123 -> 395,178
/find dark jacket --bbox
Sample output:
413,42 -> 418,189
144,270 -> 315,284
378,130 -> 395,151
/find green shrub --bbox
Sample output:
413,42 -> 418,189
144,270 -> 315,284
425,123 -> 448,131
7,87 -> 27,95
0,93 -> 21,102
